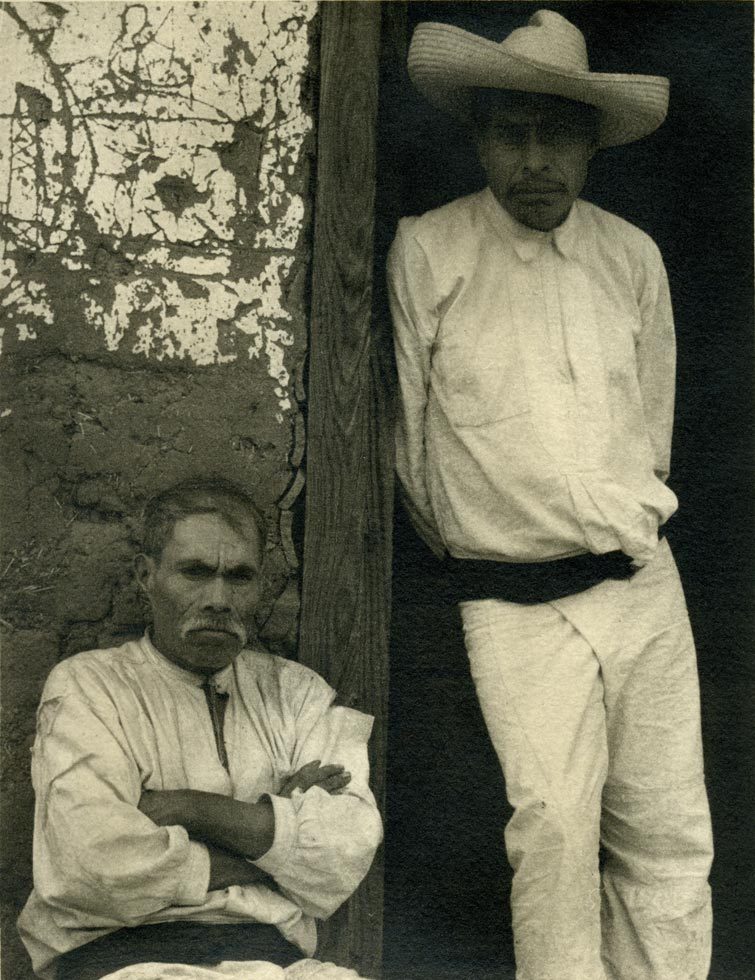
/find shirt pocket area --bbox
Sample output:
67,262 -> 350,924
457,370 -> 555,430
432,349 -> 528,428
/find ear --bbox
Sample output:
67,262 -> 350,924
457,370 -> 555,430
134,553 -> 156,595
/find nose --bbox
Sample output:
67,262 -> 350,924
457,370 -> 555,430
202,575 -> 232,611
521,131 -> 550,172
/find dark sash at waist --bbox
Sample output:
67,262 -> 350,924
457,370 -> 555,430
57,920 -> 303,980
438,547 -> 641,605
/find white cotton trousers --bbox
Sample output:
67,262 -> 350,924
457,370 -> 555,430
459,539 -> 713,980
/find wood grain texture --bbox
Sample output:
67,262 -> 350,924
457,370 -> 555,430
299,3 -> 390,977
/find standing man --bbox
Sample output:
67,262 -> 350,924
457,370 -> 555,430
388,10 -> 712,980
18,478 -> 382,980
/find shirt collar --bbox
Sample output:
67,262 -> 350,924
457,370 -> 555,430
479,186 -> 580,262
139,631 -> 235,692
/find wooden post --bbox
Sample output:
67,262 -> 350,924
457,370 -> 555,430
299,3 -> 389,977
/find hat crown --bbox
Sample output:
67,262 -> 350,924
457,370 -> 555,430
501,9 -> 589,73
406,14 -> 670,148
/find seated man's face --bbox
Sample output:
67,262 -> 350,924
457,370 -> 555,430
475,91 -> 598,231
137,512 -> 262,675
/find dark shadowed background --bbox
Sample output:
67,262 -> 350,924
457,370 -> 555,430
377,4 -> 753,978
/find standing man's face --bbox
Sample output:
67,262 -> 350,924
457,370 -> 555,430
476,92 -> 598,231
136,512 -> 263,676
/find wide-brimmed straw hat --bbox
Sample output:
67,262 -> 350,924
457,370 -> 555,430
408,10 -> 669,147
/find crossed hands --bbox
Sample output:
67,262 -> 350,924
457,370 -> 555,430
278,759 -> 351,797
136,760 -> 352,888
137,759 -> 352,825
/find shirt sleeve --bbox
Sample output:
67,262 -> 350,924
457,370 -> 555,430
387,221 -> 446,557
254,671 -> 383,920
636,242 -> 677,482
30,683 -> 210,929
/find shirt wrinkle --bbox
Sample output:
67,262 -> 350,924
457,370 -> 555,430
18,637 -> 381,980
388,189 -> 678,565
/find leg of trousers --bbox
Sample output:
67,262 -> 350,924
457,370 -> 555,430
459,540 -> 713,980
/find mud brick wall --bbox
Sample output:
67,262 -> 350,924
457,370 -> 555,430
0,4 -> 319,977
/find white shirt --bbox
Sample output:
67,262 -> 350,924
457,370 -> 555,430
388,188 -> 678,565
18,635 -> 382,979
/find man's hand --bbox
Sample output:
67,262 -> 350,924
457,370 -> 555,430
279,760 -> 351,798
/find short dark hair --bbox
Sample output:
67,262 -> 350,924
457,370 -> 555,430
470,88 -> 601,142
141,478 -> 265,560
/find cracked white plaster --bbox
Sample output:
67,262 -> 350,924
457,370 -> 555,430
84,252 -> 296,409
256,194 -> 306,249
1,258 -> 55,326
235,255 -> 294,323
228,255 -> 296,399
0,1 -> 316,415
137,248 -> 232,280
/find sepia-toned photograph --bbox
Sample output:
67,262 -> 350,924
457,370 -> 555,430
1,3 -> 752,980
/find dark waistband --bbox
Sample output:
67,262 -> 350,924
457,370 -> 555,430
57,920 -> 302,980
437,545 -> 649,605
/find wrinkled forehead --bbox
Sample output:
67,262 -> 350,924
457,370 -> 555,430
166,512 -> 263,566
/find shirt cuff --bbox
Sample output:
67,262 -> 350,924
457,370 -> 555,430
253,793 -> 297,880
173,840 -> 211,906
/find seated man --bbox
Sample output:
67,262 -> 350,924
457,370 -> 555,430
18,478 -> 383,980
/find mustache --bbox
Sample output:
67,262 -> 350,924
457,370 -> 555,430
182,617 -> 247,642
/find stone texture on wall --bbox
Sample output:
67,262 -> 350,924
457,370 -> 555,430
0,3 -> 318,976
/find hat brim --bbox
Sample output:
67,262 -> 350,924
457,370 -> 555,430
409,22 -> 670,148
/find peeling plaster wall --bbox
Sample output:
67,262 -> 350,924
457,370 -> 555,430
0,4 -> 318,976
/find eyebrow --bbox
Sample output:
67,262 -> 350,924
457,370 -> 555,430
176,559 -> 260,575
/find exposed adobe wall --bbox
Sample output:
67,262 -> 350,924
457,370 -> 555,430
0,4 -> 319,976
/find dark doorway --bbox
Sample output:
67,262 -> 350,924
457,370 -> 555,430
378,4 -> 754,979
